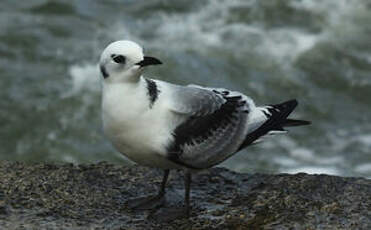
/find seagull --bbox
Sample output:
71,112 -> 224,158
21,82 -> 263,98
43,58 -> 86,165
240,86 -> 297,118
99,40 -> 310,220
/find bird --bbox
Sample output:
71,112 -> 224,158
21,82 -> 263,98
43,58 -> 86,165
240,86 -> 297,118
99,40 -> 310,220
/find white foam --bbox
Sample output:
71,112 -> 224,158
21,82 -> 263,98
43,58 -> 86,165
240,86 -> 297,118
254,28 -> 320,63
283,166 -> 339,175
289,147 -> 315,161
356,134 -> 371,147
273,156 -> 299,167
64,63 -> 100,97
108,0 -> 322,66
355,164 -> 371,174
62,155 -> 77,164
315,156 -> 343,165
103,0 -> 368,73
290,0 -> 356,15
47,131 -> 57,141
278,136 -> 298,149
367,55 -> 371,64
329,132 -> 371,153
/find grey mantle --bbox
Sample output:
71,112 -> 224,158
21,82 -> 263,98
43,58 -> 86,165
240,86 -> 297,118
0,161 -> 370,230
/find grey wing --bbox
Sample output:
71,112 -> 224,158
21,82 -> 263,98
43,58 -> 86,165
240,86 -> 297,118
167,84 -> 227,116
167,86 -> 253,169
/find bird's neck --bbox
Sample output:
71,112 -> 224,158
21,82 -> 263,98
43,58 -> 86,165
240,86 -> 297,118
102,75 -> 146,96
104,70 -> 142,84
102,76 -> 148,125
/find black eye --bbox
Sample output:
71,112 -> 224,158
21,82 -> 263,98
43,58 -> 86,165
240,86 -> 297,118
112,55 -> 126,64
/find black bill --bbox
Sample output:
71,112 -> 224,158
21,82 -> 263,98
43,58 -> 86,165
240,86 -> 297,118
136,56 -> 162,67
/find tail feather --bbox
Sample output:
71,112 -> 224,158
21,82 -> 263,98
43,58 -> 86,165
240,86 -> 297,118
238,99 -> 310,150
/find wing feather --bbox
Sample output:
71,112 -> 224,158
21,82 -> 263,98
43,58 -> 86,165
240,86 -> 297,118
167,84 -> 226,116
167,86 -> 251,169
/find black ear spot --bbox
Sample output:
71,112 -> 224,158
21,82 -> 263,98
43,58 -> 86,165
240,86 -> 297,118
112,55 -> 126,64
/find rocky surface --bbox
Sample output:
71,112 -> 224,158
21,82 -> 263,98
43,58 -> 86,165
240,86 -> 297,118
0,161 -> 370,229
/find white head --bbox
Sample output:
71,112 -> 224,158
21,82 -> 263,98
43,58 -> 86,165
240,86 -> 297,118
99,40 -> 162,83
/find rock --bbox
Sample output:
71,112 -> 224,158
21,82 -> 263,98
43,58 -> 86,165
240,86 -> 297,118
0,160 -> 370,229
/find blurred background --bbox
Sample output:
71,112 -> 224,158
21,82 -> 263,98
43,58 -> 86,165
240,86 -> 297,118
1,0 -> 371,178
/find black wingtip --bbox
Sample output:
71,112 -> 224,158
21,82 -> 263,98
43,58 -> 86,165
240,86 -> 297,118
270,99 -> 298,118
279,99 -> 298,110
278,99 -> 311,127
283,119 -> 311,127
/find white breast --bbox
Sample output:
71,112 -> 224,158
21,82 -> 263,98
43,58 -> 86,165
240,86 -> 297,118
101,80 -> 182,169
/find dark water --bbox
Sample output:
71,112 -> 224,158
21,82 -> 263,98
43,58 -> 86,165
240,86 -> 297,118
1,0 -> 371,178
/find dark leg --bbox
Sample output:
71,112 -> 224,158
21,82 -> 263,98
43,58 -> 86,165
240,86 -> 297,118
149,170 -> 192,221
184,171 -> 192,217
127,169 -> 170,210
159,169 -> 170,196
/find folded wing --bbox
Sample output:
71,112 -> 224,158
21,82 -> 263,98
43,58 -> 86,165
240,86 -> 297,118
166,85 -> 251,169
